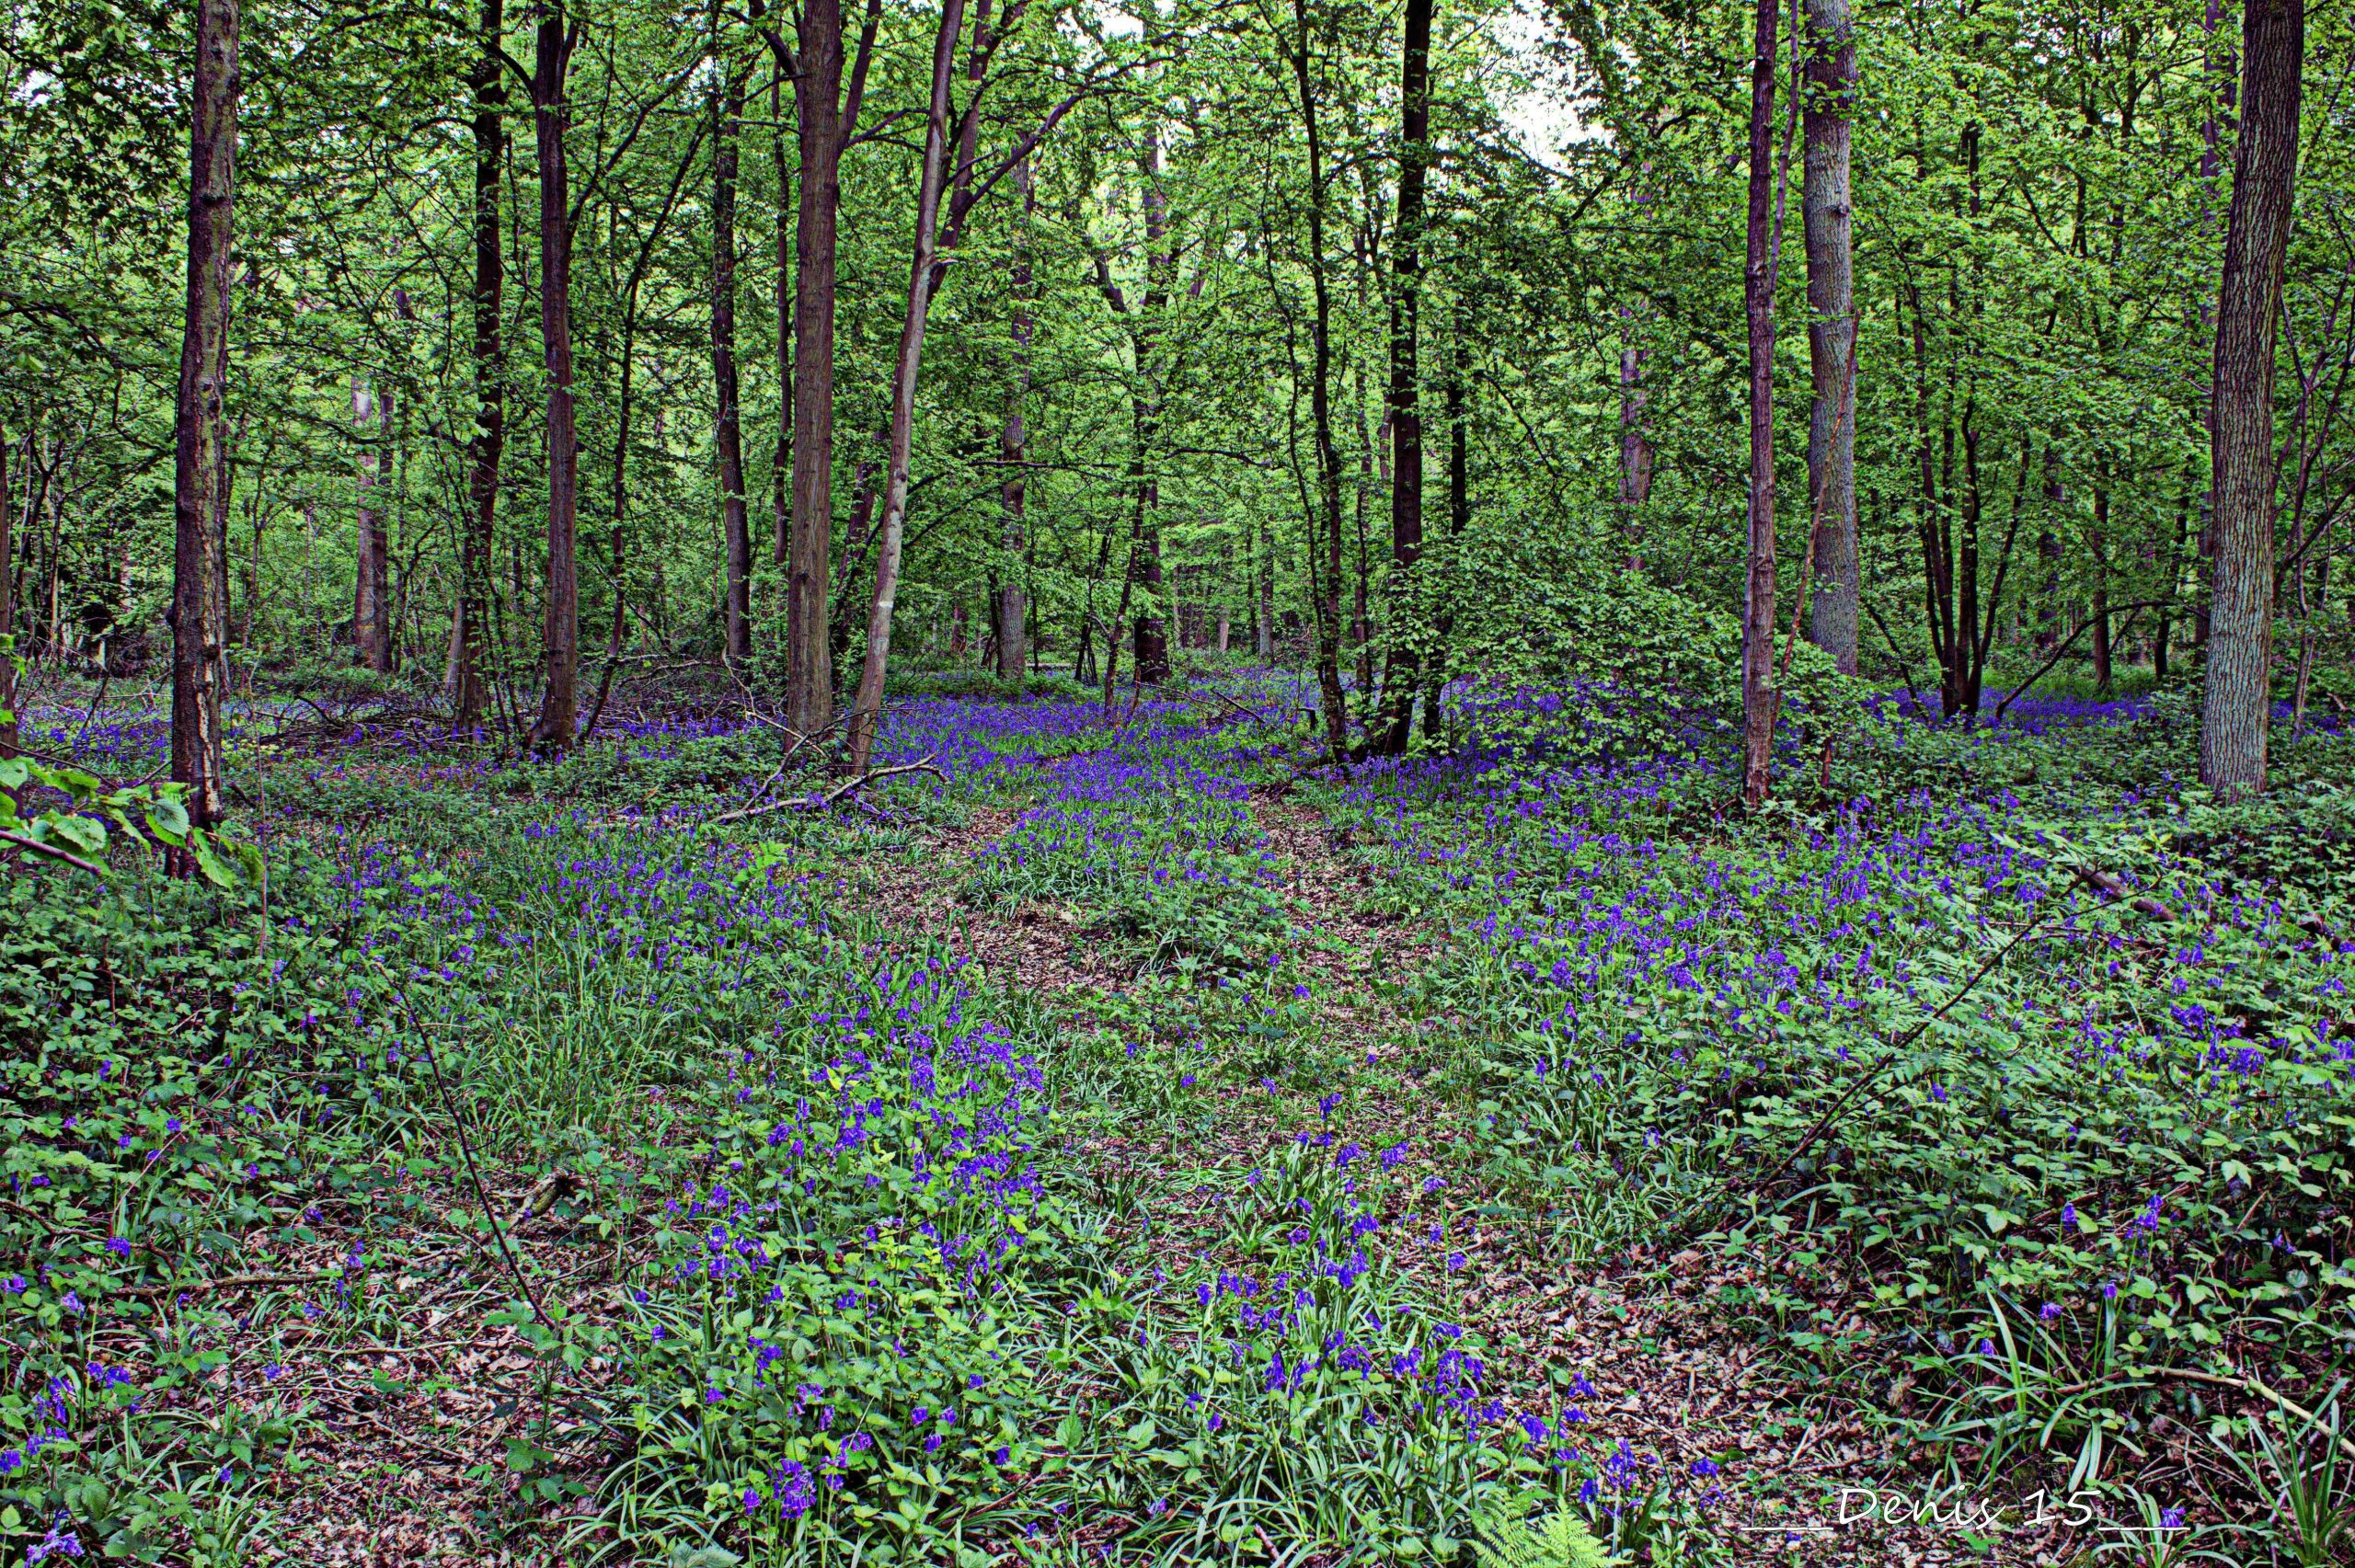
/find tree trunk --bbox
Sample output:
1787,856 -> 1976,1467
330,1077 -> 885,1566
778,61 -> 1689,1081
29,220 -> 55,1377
1289,0 -> 1348,758
994,152 -> 1034,687
2089,478 -> 2113,692
1423,321 -> 1468,739
352,376 -> 390,672
2200,0 -> 2302,794
842,0 -> 964,774
1256,515 -> 1275,658
450,0 -> 504,729
712,51 -> 752,672
785,0 -> 858,737
1617,310 -> 1652,512
1128,125 -> 1172,689
1740,0 -> 1780,804
765,0 -> 792,571
2194,0 -> 2237,655
1375,0 -> 1422,753
169,0 -> 236,853
1800,0 -> 1856,674
526,1 -> 580,755
0,419 -> 14,764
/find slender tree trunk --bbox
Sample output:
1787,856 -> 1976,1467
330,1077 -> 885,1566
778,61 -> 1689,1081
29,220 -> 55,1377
1129,125 -> 1173,688
1423,318 -> 1467,738
763,0 -> 793,572
843,0 -> 964,774
451,0 -> 504,728
2089,478 -> 2113,692
1256,515 -> 1274,658
1800,0 -> 1856,674
1617,311 -> 1652,511
2194,0 -> 2236,654
1375,0 -> 1422,753
995,153 -> 1035,687
169,0 -> 236,854
1290,0 -> 1348,759
1740,0 -> 1780,804
712,49 -> 752,671
352,377 -> 389,671
0,419 -> 14,764
526,1 -> 580,755
2201,0 -> 2302,794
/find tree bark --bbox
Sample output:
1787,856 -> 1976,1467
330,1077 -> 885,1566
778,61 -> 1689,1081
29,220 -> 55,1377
450,0 -> 504,730
1375,0 -> 1422,753
1130,124 -> 1172,688
712,47 -> 752,672
842,0 -> 965,774
526,0 -> 580,755
2089,478 -> 2113,692
1740,0 -> 1781,805
352,377 -> 390,672
784,0 -> 875,738
2200,0 -> 2302,795
0,418 -> 14,764
1289,0 -> 1348,759
1799,0 -> 1856,674
994,152 -> 1035,687
763,0 -> 793,572
170,0 -> 237,852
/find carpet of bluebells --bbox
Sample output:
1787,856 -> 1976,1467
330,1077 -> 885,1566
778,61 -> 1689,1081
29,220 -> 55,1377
3,670 -> 2352,1564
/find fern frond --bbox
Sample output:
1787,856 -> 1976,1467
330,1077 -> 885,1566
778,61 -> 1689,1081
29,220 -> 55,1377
1471,1505 -> 1618,1568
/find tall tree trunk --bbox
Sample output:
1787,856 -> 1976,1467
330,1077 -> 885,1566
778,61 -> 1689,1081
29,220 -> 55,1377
712,49 -> 752,672
2089,478 -> 2113,692
1130,125 -> 1172,688
764,0 -> 793,572
1740,0 -> 1780,804
0,419 -> 14,764
995,153 -> 1034,687
1375,0 -> 1422,753
2194,0 -> 2237,654
785,0 -> 843,736
1423,318 -> 1467,738
842,0 -> 964,775
526,1 -> 580,755
785,0 -> 879,737
352,376 -> 389,671
2201,0 -> 2302,794
1800,0 -> 1856,674
1289,0 -> 1348,759
169,0 -> 236,853
1617,310 -> 1652,512
451,0 -> 504,729
1256,515 -> 1275,658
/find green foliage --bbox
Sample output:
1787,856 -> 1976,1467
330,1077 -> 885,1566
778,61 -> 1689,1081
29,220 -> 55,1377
1472,1504 -> 1620,1568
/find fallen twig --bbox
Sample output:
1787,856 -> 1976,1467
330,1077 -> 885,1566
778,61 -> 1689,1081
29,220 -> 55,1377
710,755 -> 947,822
2152,1368 -> 2355,1464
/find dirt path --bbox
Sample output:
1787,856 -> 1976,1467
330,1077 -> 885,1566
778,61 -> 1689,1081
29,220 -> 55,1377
850,779 -> 1944,1564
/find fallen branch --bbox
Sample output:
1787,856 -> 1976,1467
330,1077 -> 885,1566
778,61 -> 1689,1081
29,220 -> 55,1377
2152,1368 -> 2355,1464
711,755 -> 947,822
108,1270 -> 317,1300
1755,864 -> 2163,1193
808,756 -> 946,809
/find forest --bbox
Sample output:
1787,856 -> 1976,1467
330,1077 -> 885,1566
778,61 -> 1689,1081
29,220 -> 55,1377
3,0 -> 2354,1559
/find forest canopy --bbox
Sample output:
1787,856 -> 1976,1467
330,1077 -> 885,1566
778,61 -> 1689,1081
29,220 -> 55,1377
3,0 -> 2348,790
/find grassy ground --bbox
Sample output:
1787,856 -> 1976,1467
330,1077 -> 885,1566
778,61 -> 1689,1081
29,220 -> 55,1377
3,673 -> 2351,1566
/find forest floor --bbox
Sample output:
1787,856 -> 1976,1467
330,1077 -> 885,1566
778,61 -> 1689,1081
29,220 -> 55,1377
6,672 -> 2351,1568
